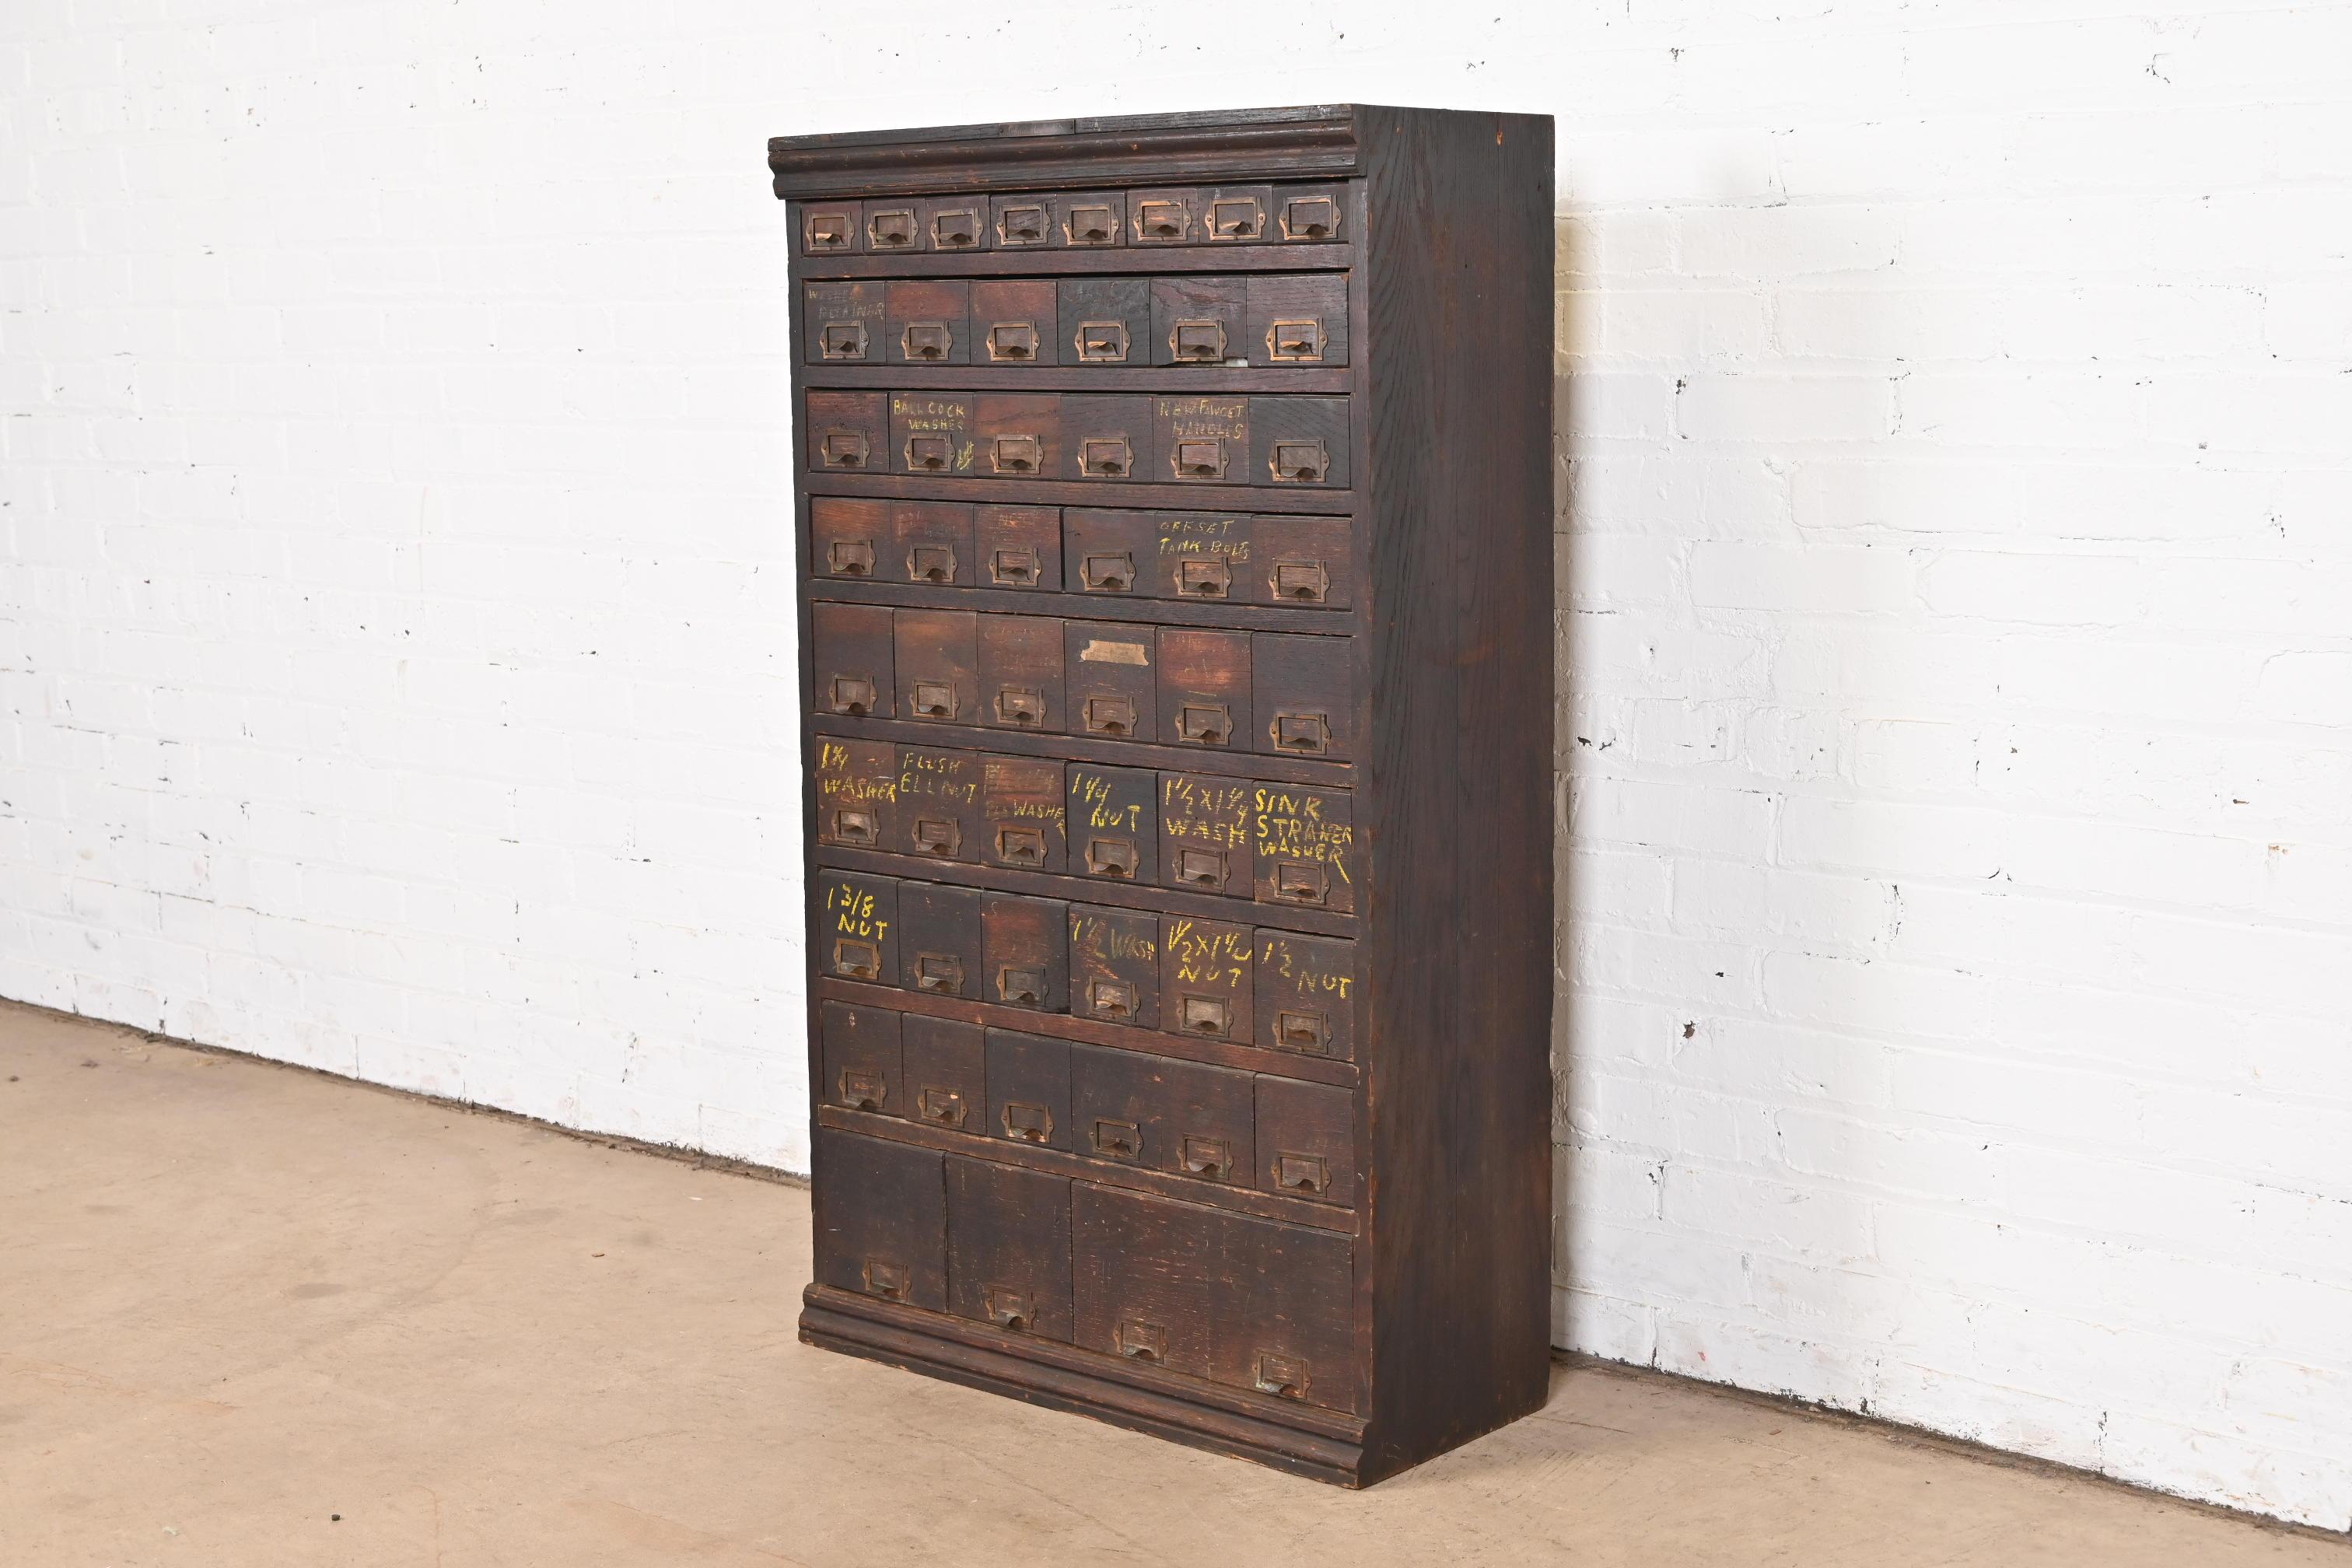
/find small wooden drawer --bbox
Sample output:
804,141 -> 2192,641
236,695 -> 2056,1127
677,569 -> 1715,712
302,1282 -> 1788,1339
814,1130 -> 944,1311
971,278 -> 1057,367
1157,627 -> 1250,751
805,280 -> 883,363
893,608 -> 978,726
814,736 -> 898,851
947,1157 -> 1073,1341
1272,184 -> 1347,243
990,193 -> 1059,250
1153,395 -> 1249,485
1157,771 -> 1251,898
919,194 -> 989,253
891,745 -> 982,864
1150,277 -> 1247,366
891,499 -> 972,586
1064,509 -> 1154,597
888,392 -> 975,478
1255,1076 -> 1353,1207
799,201 -> 862,257
986,1027 -> 1071,1151
1066,762 -> 1157,885
1058,278 -> 1149,366
1251,632 -> 1352,761
1247,274 -> 1349,366
862,198 -> 921,254
975,504 -> 1062,590
820,999 -> 901,1115
981,754 -> 1067,873
1251,396 -> 1350,488
974,393 -> 1060,479
976,612 -> 1063,733
983,891 -> 1068,1013
886,278 -> 970,366
1065,621 -> 1157,743
806,390 -> 886,474
1254,514 -> 1353,607
1160,913 -> 1254,1044
902,1014 -> 985,1135
1128,187 -> 1198,245
1072,1045 -> 1255,1186
812,601 -> 894,719
811,496 -> 891,583
1068,902 -> 1160,1030
1255,930 -> 1356,1062
1059,190 -> 1126,247
1062,394 -> 1152,482
815,870 -> 898,985
898,878 -> 983,998
1250,780 -> 1354,915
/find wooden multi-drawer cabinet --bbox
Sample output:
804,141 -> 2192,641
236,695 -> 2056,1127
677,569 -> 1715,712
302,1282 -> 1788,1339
770,105 -> 1555,1485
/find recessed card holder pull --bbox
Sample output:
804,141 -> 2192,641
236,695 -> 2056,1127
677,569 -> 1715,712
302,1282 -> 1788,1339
982,1285 -> 1034,1332
1117,1319 -> 1168,1362
1083,695 -> 1136,737
1087,978 -> 1137,1019
820,320 -> 869,361
1273,862 -> 1328,905
826,539 -> 876,577
1079,436 -> 1132,477
1074,320 -> 1129,363
1254,1352 -> 1309,1400
987,321 -> 1039,362
1207,196 -> 1262,240
829,808 -> 878,847
912,952 -> 964,994
1272,559 -> 1329,601
1172,439 -> 1225,480
1091,1118 -> 1140,1159
994,825 -> 1045,866
821,430 -> 870,469
1276,1009 -> 1331,1052
917,1087 -> 966,1129
997,203 -> 1048,244
1136,200 -> 1187,240
1266,319 -> 1324,362
836,1067 -> 885,1112
1177,558 -> 1230,598
1280,194 -> 1340,240
994,685 -> 1044,726
911,681 -> 957,720
866,208 -> 915,249
831,939 -> 882,982
1001,1101 -> 1053,1143
1178,848 -> 1226,888
1081,552 -> 1136,592
991,435 -> 1041,474
804,212 -> 851,251
907,544 -> 956,582
1275,1153 -> 1330,1195
931,207 -> 980,248
1180,1135 -> 1230,1181
1177,703 -> 1230,746
997,965 -> 1046,1006
1066,204 -> 1118,243
904,434 -> 953,471
1171,319 -> 1227,362
1181,996 -> 1230,1037
1270,439 -> 1329,483
912,817 -> 961,856
862,1258 -> 910,1300
901,320 -> 952,360
1273,712 -> 1331,754
828,676 -> 877,716
990,546 -> 1040,585
1084,838 -> 1138,878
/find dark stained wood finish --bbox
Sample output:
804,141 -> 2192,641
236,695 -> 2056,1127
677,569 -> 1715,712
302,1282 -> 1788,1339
783,105 -> 1552,1488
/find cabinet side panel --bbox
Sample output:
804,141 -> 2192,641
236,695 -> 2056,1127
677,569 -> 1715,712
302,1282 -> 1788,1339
1358,106 -> 1556,1479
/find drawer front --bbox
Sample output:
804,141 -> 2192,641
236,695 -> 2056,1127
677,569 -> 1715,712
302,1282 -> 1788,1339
1247,274 -> 1348,366
902,1014 -> 985,1134
1255,1076 -> 1355,1207
1157,511 -> 1255,604
1071,1185 -> 1356,1411
893,608 -> 978,726
891,500 -> 973,586
1065,621 -> 1157,744
1058,278 -> 1148,367
1255,930 -> 1356,1062
947,1157 -> 1072,1341
889,392 -> 975,478
1250,780 -> 1355,915
1062,394 -> 1152,483
919,194 -> 989,253
820,999 -> 901,1116
1158,771 -> 1251,898
975,611 -> 1064,733
983,891 -> 1068,1013
1059,190 -> 1126,247
807,390 -> 886,474
815,870 -> 898,988
814,1129 -> 945,1311
806,280 -> 883,364
812,601 -> 894,719
898,879 -> 983,999
981,754 -> 1067,873
863,198 -> 921,254
1253,513 -> 1353,608
811,496 -> 891,583
989,192 -> 1059,250
814,736 -> 898,851
1066,762 -> 1157,884
1272,184 -> 1347,243
975,503 -> 1062,590
1071,1045 -> 1254,1188
887,278 -> 970,366
985,1027 -> 1071,1151
1251,396 -> 1350,488
799,199 -> 862,257
971,278 -> 1057,367
974,392 -> 1060,479
1153,394 -> 1249,486
1064,509 -> 1154,598
1068,902 -> 1160,1031
892,744 -> 982,864
1150,276 -> 1247,366
1252,632 -> 1353,760
1160,914 -> 1254,1043
1157,627 -> 1250,752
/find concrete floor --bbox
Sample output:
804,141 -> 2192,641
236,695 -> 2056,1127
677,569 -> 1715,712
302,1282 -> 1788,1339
3,1003 -> 2343,1568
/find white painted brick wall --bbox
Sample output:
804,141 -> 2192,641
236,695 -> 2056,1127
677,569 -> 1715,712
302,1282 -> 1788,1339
3,0 -> 2347,1530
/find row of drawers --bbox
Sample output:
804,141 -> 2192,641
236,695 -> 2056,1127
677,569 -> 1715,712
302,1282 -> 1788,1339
819,738 -> 1354,912
798,184 -> 1348,257
814,604 -> 1353,758
818,870 -> 1355,1058
807,391 -> 1349,488
807,274 -> 1346,368
816,1130 -> 1355,1409
822,1005 -> 1354,1207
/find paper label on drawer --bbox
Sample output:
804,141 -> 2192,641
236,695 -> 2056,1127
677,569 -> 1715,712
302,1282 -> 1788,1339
1080,639 -> 1150,667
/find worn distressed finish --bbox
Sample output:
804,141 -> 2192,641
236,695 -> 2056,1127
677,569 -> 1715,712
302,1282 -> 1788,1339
778,105 -> 1552,1485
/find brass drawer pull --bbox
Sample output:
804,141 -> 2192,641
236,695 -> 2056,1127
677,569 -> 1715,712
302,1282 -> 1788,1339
819,320 -> 869,361
1177,558 -> 1230,598
820,430 -> 870,470
994,685 -> 1044,726
828,808 -> 877,847
825,539 -> 875,577
917,1087 -> 966,1129
1136,200 -> 1188,240
1272,559 -> 1329,601
982,1285 -> 1034,1332
990,435 -> 1041,474
827,676 -> 877,716
910,681 -> 957,721
1074,320 -> 1129,363
901,320 -> 952,361
1087,977 -> 1137,1018
1180,996 -> 1230,1037
1171,439 -> 1225,480
1255,1352 -> 1309,1399
1081,552 -> 1135,592
1273,712 -> 1330,754
907,543 -> 955,582
1117,1320 -> 1167,1361
1066,204 -> 1118,244
997,204 -> 1048,245
1208,196 -> 1262,240
836,1066 -> 885,1112
996,964 -> 1046,1006
1170,319 -> 1227,362
1266,318 -> 1324,362
1280,195 -> 1340,240
930,207 -> 980,248
1275,1153 -> 1330,1195
1177,848 -> 1226,887
1270,439 -> 1329,483
1276,1009 -> 1330,1052
904,434 -> 953,472
1272,861 -> 1328,905
1083,695 -> 1136,737
1083,838 -> 1137,877
989,546 -> 1040,586
866,208 -> 915,249
1180,1135 -> 1230,1180
912,952 -> 963,994
862,1258 -> 910,1301
995,825 -> 1045,866
911,816 -> 961,856
986,321 -> 1039,362
1177,703 -> 1230,746
1091,1118 -> 1140,1159
831,938 -> 881,981
1001,1101 -> 1052,1143
1079,436 -> 1132,478
804,212 -> 851,251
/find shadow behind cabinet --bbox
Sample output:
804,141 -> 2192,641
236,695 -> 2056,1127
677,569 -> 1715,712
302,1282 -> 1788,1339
770,104 -> 1555,1486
